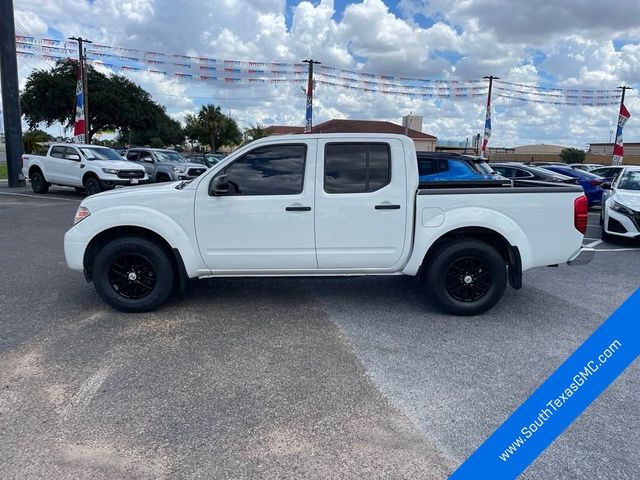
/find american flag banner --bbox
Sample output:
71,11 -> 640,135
481,104 -> 491,156
73,63 -> 86,142
612,103 -> 631,165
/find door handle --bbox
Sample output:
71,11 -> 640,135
286,206 -> 311,212
375,204 -> 401,210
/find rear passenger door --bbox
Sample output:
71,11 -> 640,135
46,145 -> 67,183
315,139 -> 408,270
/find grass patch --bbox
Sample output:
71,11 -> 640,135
0,163 -> 7,179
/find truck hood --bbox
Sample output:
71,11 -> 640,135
613,191 -> 640,210
83,181 -> 184,205
90,160 -> 146,171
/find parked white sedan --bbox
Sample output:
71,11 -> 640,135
601,166 -> 640,240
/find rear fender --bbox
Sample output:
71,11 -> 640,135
403,206 -> 533,276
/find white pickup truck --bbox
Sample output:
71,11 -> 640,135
64,134 -> 593,315
22,143 -> 148,195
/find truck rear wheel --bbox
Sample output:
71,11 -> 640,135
92,236 -> 175,313
426,239 -> 507,316
31,170 -> 49,194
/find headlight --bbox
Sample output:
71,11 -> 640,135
172,166 -> 186,173
102,168 -> 118,174
611,201 -> 636,216
73,206 -> 91,225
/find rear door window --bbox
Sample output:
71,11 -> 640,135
324,143 -> 391,193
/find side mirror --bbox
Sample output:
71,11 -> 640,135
601,182 -> 612,190
209,174 -> 230,196
68,154 -> 81,161
142,157 -> 154,163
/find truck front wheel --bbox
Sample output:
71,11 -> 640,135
426,239 -> 507,316
92,236 -> 175,313
83,177 -> 102,196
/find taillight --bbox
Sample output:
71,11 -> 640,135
574,195 -> 588,234
20,155 -> 25,169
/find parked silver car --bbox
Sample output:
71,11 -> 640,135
125,148 -> 208,182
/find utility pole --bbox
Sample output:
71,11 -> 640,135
0,0 -> 24,187
302,59 -> 320,133
69,36 -> 92,143
481,75 -> 499,157
611,85 -> 632,165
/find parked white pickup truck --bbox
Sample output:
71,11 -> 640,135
22,143 -> 148,195
64,134 -> 593,315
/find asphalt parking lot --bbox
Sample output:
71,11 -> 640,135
1,185 -> 638,479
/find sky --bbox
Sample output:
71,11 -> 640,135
9,0 -> 640,148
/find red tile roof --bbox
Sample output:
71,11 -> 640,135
265,119 -> 437,140
265,125 -> 305,135
312,119 -> 437,139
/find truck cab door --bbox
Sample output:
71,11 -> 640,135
314,139 -> 408,270
194,141 -> 317,272
46,145 -> 67,183
59,146 -> 84,186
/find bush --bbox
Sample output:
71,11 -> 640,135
559,147 -> 586,164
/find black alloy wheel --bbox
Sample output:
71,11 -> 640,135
426,238 -> 507,316
108,253 -> 156,299
444,256 -> 492,302
92,236 -> 175,312
84,177 -> 102,196
31,171 -> 49,193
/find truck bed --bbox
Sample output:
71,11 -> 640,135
418,179 -> 584,194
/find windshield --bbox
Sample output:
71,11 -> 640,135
155,151 -> 186,163
79,147 -> 123,161
618,170 -> 640,191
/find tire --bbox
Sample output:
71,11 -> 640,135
599,208 -> 603,226
156,175 -> 171,183
92,236 -> 175,313
83,176 -> 102,196
30,170 -> 49,194
425,239 -> 507,316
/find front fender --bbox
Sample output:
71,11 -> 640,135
403,206 -> 533,276
64,205 -> 207,277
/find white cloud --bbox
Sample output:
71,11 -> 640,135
8,0 -> 640,147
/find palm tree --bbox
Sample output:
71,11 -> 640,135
23,129 -> 52,154
244,123 -> 271,143
197,104 -> 224,152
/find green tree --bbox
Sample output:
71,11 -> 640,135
20,60 -> 183,145
198,104 -> 224,151
185,105 -> 242,152
559,147 -> 586,164
22,129 -> 53,154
